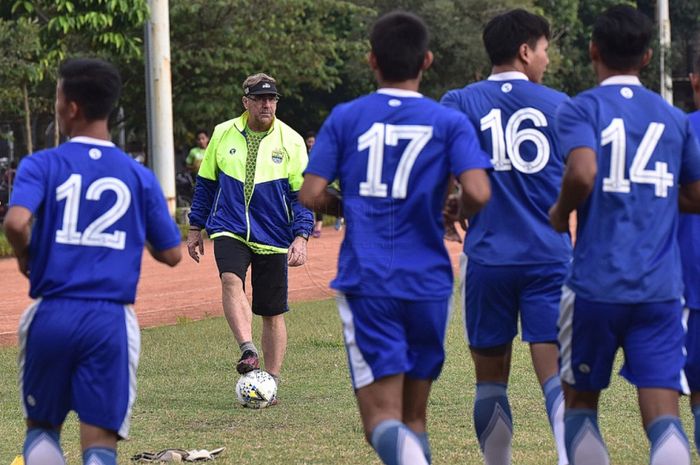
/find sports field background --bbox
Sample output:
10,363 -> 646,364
0,229 -> 697,464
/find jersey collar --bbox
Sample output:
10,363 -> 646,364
488,71 -> 529,81
376,88 -> 423,98
69,136 -> 116,147
600,75 -> 642,87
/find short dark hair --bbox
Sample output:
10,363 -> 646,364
196,129 -> 208,137
483,9 -> 550,66
592,5 -> 653,71
370,11 -> 429,82
58,58 -> 121,121
306,131 -> 316,138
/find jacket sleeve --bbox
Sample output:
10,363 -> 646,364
188,126 -> 222,229
288,138 -> 314,237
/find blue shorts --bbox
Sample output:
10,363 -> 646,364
337,293 -> 451,390
18,297 -> 140,438
559,287 -> 685,391
462,256 -> 567,349
685,308 -> 700,392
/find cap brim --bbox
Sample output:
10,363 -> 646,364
247,90 -> 281,97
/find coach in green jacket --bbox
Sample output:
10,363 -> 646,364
187,73 -> 313,389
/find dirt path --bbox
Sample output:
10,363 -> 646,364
0,228 -> 465,346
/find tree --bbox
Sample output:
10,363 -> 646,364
0,18 -> 41,154
5,0 -> 148,152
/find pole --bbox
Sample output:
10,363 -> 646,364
144,0 -> 176,215
658,0 -> 673,104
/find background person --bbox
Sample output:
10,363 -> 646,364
3,58 -> 181,465
549,6 -> 700,464
185,129 -> 209,175
300,11 -> 491,465
441,9 -> 571,465
187,73 -> 313,394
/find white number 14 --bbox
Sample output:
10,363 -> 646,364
601,118 -> 673,197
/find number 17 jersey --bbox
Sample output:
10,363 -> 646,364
556,76 -> 700,303
305,89 -> 491,300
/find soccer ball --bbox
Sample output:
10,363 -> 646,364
235,369 -> 277,409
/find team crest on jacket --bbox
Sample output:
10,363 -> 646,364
271,149 -> 285,164
229,147 -> 237,156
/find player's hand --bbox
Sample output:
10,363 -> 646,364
186,229 -> 204,263
287,236 -> 308,267
443,193 -> 468,233
549,203 -> 569,233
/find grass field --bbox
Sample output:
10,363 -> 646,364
0,297 -> 697,464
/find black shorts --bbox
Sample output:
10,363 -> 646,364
213,237 -> 289,316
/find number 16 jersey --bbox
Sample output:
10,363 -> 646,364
305,89 -> 491,300
441,72 -> 572,266
556,76 -> 700,303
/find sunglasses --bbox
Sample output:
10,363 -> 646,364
246,95 -> 279,103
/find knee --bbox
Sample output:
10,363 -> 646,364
221,273 -> 244,292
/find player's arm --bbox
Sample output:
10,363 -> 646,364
679,180 -> 700,212
146,243 -> 181,267
3,206 -> 32,277
299,174 -> 342,217
288,138 -> 314,238
549,148 -> 597,232
456,169 -> 490,218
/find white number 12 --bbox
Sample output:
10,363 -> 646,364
357,123 -> 433,199
55,174 -> 131,250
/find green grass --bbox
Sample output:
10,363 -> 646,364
0,298 -> 697,464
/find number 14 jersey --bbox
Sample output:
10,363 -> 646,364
305,89 -> 491,300
556,76 -> 700,303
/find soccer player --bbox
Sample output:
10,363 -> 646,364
299,11 -> 491,465
683,53 -> 700,455
3,58 -> 182,465
441,9 -> 571,465
549,6 -> 700,464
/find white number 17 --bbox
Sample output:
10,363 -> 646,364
357,123 -> 433,199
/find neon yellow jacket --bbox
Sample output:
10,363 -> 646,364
189,112 -> 313,253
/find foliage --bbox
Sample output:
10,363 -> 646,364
1,0 -> 699,156
11,0 -> 149,69
162,0 -> 375,143
0,17 -> 41,117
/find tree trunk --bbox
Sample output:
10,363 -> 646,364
22,82 -> 32,154
54,112 -> 59,146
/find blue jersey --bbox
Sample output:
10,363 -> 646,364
556,76 -> 700,303
441,72 -> 572,265
10,137 -> 181,303
679,110 -> 700,309
305,89 -> 492,299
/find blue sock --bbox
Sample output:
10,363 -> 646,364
693,404 -> 700,455
370,419 -> 428,465
646,415 -> 690,465
473,382 -> 512,465
542,375 -> 567,465
83,447 -> 117,465
23,428 -> 65,465
564,409 -> 608,465
416,431 -> 432,464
